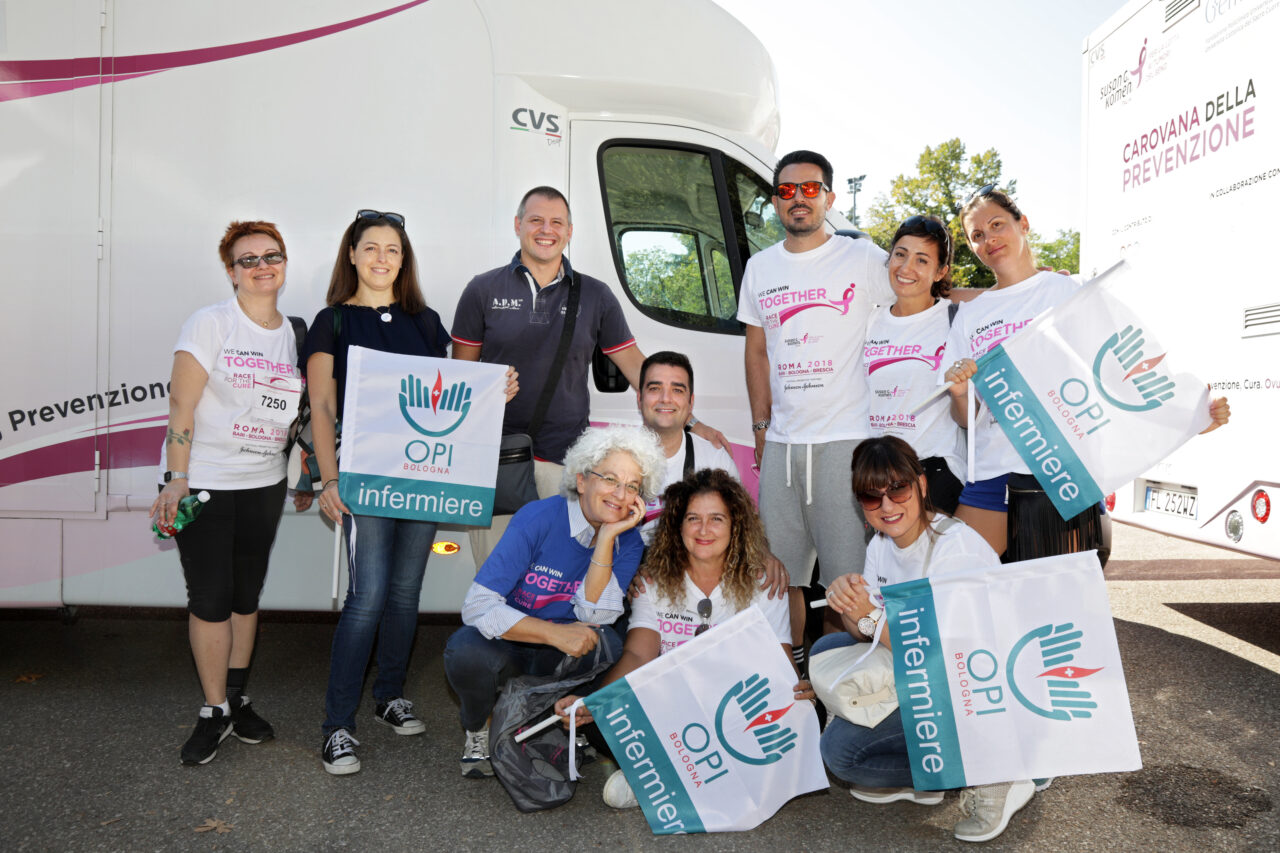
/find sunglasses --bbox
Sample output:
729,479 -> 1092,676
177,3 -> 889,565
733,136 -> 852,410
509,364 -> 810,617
694,597 -> 713,637
855,480 -> 915,511
355,209 -> 406,227
898,215 -> 952,249
775,181 -> 829,200
963,184 -> 998,205
232,251 -> 285,269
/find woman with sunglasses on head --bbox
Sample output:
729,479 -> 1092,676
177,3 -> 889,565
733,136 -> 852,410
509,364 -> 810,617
553,467 -> 812,809
307,210 -> 496,776
444,425 -> 663,779
152,220 -> 305,765
942,187 -> 1229,559
864,215 -> 965,513
820,437 -> 1035,843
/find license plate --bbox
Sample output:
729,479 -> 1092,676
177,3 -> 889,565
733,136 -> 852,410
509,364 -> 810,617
1144,485 -> 1198,519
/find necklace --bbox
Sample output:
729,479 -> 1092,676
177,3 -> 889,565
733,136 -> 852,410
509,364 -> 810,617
348,300 -> 393,322
237,299 -> 277,328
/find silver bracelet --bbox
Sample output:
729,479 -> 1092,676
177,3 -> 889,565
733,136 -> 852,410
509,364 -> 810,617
589,558 -> 613,568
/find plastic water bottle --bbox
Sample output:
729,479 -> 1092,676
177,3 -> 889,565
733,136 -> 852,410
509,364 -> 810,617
153,491 -> 212,539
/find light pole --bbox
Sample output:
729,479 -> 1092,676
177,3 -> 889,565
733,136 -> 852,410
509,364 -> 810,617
847,174 -> 866,228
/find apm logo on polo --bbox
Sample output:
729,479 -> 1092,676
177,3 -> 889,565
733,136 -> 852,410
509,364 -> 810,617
398,370 -> 472,437
712,674 -> 798,766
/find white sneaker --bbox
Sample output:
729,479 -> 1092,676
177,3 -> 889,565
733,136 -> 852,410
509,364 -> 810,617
460,727 -> 493,778
849,784 -> 945,806
954,780 -> 1035,842
603,769 -> 639,809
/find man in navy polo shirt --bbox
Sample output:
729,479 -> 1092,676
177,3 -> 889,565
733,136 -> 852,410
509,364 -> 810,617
454,187 -> 671,565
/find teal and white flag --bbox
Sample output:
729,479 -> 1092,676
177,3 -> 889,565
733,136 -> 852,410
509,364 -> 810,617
582,606 -> 826,834
338,346 -> 506,524
882,550 -> 1141,790
974,260 -> 1210,519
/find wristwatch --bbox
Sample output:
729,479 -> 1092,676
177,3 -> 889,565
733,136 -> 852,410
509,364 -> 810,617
857,607 -> 883,638
686,414 -> 699,430
752,420 -> 770,432
163,471 -> 188,483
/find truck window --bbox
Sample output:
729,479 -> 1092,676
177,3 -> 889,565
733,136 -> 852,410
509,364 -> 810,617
600,144 -> 772,335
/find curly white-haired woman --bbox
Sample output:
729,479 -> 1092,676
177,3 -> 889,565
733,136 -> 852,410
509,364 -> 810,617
443,424 -> 666,778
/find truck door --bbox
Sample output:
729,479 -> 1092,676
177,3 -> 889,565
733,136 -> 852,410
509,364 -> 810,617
567,120 -> 782,480
0,0 -> 106,515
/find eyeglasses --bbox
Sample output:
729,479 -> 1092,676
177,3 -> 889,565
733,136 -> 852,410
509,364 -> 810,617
232,251 -> 286,269
587,470 -> 643,497
775,181 -> 829,200
855,480 -> 915,511
356,209 -> 406,227
963,184 -> 998,205
694,597 -> 713,636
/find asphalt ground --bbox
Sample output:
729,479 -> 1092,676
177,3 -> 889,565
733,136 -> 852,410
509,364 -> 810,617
2,523 -> 1278,852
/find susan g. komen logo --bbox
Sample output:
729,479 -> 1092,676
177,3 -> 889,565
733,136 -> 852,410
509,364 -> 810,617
1090,324 -> 1176,413
712,674 -> 797,766
1006,623 -> 1103,721
398,370 -> 472,437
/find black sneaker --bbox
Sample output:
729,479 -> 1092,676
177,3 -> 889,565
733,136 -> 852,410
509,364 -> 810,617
230,696 -> 275,744
180,707 -> 232,766
373,697 -> 426,736
322,728 -> 361,775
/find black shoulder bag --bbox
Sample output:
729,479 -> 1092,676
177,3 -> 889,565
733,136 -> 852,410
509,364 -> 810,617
493,273 -> 580,514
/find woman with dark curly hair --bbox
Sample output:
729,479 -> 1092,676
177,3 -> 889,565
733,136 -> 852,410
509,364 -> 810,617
556,468 -> 813,808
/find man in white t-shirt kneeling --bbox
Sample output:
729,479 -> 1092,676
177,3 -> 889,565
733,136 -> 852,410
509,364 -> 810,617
635,351 -> 788,598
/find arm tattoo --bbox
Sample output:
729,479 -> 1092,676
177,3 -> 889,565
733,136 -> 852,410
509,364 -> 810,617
166,428 -> 192,447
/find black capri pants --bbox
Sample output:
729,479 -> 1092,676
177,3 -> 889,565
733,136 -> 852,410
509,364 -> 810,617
166,479 -> 288,622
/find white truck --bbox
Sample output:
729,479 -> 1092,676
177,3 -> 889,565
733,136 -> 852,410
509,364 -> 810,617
1081,0 -> 1279,558
0,0 -> 800,611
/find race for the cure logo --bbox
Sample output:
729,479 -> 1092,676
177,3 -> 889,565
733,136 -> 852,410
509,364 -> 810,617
712,673 -> 797,766
764,283 -> 857,325
955,622 -> 1102,722
399,370 -> 472,437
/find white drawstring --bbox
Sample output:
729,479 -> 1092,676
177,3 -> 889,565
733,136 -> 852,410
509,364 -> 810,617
805,443 -> 814,506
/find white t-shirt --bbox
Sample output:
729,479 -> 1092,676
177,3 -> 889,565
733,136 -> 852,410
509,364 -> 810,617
640,433 -> 740,545
629,574 -> 791,655
737,235 -> 894,444
864,516 -> 1000,606
941,272 -> 1082,480
158,297 -> 302,489
865,301 -> 964,482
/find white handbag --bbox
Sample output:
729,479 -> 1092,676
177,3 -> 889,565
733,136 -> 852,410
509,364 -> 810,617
809,518 -> 957,728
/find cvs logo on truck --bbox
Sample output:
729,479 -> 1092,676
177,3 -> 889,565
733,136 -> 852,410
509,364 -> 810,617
511,107 -> 561,136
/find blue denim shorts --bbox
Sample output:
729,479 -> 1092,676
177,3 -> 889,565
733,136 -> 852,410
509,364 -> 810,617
958,474 -> 1010,512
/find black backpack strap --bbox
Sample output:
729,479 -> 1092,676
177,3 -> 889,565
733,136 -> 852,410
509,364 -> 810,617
527,272 -> 581,441
948,302 -> 960,325
682,430 -> 695,478
287,316 -> 307,370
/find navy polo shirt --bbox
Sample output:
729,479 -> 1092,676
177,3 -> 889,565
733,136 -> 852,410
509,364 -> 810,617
451,253 -> 635,464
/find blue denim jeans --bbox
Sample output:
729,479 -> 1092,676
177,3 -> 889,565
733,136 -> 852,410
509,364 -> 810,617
443,624 -> 623,731
814,631 -> 914,788
322,513 -> 437,735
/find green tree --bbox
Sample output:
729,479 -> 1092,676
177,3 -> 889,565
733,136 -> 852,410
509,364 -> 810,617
622,234 -> 708,314
1030,228 -> 1080,274
859,139 -> 1012,289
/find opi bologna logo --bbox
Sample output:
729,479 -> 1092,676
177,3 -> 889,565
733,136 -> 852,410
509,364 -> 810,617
1090,325 -> 1176,413
398,370 -> 472,437
712,674 -> 798,766
1006,623 -> 1103,721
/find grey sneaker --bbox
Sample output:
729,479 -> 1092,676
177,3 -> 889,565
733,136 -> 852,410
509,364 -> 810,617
460,728 -> 493,778
603,769 -> 639,809
322,728 -> 361,776
849,784 -> 944,806
954,780 -> 1035,843
374,698 -> 426,736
